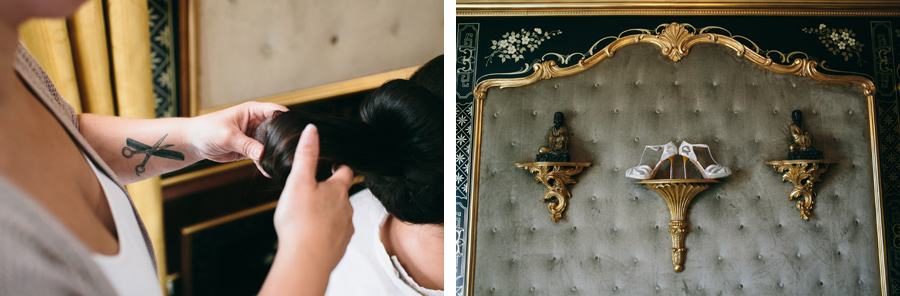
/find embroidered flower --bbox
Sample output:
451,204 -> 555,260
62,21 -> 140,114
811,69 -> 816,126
803,24 -> 864,65
485,28 -> 562,65
521,35 -> 532,44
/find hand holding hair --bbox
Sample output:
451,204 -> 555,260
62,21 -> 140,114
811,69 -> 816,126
260,123 -> 355,296
184,101 -> 287,175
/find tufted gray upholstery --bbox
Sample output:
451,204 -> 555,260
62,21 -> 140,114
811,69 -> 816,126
474,44 -> 878,295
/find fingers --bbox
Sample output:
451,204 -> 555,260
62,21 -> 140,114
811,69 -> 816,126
287,124 -> 319,187
327,164 -> 355,191
245,101 -> 289,119
254,159 -> 272,178
230,132 -> 264,161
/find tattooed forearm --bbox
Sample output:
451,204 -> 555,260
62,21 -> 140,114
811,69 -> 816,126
121,134 -> 185,176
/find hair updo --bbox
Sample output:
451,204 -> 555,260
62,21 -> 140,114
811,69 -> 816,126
259,55 -> 443,225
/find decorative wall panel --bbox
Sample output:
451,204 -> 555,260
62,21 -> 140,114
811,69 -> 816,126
457,16 -> 896,295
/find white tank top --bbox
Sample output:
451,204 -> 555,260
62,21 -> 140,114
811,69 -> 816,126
85,154 -> 162,296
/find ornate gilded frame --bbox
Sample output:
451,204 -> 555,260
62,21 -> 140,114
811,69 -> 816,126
459,12 -> 888,296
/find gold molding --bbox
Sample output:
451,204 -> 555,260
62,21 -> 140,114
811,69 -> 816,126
457,2 -> 900,16
198,66 -> 417,115
160,159 -> 254,187
181,200 -> 278,236
465,22 -> 885,296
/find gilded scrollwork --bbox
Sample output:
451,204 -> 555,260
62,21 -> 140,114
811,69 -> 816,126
768,161 -> 833,221
516,162 -> 590,223
473,22 -> 875,100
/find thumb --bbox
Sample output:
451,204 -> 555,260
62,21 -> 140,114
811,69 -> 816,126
231,132 -> 264,161
286,124 -> 320,188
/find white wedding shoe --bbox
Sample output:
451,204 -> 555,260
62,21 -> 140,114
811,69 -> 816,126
678,141 -> 731,179
625,142 -> 678,180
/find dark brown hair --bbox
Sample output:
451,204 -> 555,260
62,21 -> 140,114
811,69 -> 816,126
259,55 -> 443,224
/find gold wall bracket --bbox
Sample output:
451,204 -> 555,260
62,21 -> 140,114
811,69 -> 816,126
764,160 -> 836,221
515,162 -> 591,223
636,179 -> 719,272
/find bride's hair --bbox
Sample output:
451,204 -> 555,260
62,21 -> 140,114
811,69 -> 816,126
259,55 -> 443,225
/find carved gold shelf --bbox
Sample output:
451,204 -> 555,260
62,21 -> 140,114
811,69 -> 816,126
764,159 -> 836,221
515,162 -> 591,223
636,179 -> 719,272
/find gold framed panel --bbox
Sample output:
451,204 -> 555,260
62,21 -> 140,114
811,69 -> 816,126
461,20 -> 886,296
181,0 -> 437,117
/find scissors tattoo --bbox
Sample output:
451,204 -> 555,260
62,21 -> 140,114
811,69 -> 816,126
122,134 -> 185,176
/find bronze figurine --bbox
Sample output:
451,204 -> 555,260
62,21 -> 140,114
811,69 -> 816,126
788,110 -> 823,160
536,112 -> 570,162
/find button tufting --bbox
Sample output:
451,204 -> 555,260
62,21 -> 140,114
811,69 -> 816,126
739,284 -> 743,289
572,226 -> 577,231
849,110 -> 854,115
613,286 -> 618,291
572,287 -> 577,292
614,109 -> 619,114
634,137 -> 640,142
554,83 -> 559,89
773,109 -> 778,114
739,225 -> 744,230
594,83 -> 600,88
674,81 -> 680,86
758,254 -> 763,259
490,287 -> 495,292
493,112 -> 499,118
532,110 -> 538,116
712,81 -> 718,86
779,282 -> 784,288
531,287 -> 536,292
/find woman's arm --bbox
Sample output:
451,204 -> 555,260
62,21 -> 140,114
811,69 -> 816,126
78,101 -> 286,184
260,124 -> 355,295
